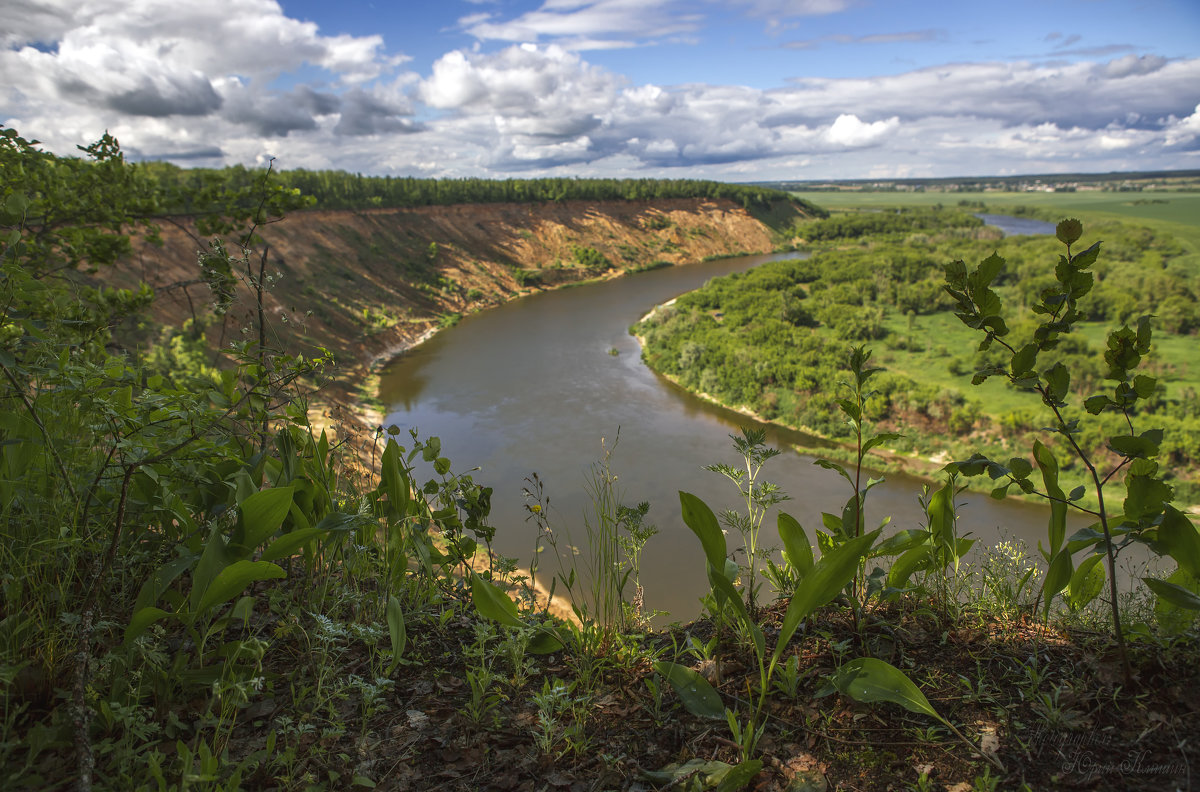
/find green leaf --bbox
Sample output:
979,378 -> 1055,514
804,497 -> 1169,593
1033,440 -> 1066,555
527,629 -> 564,655
1109,430 -> 1163,459
1132,375 -> 1157,398
653,661 -> 725,720
775,529 -> 880,661
259,526 -> 323,563
680,491 -> 727,572
1042,548 -> 1074,620
1006,458 -> 1033,480
1124,474 -> 1173,522
975,252 -> 1006,288
1159,506 -> 1200,578
386,596 -> 406,671
861,432 -> 903,456
468,575 -> 564,653
469,573 -> 522,629
1153,569 -> 1200,634
124,607 -> 173,646
887,545 -> 931,590
713,760 -> 764,792
1043,363 -> 1069,404
1011,343 -> 1037,377
1067,554 -> 1105,612
196,560 -> 285,614
238,486 -> 295,552
1083,395 -> 1111,415
378,441 -> 411,521
1134,315 -> 1152,353
813,457 -> 854,488
926,482 -> 956,560
134,553 -> 196,613
189,525 -> 235,612
1144,577 -> 1200,611
643,758 -> 763,790
778,512 -> 813,577
870,528 -> 928,558
831,658 -> 943,723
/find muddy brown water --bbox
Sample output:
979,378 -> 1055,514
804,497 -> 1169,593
379,246 -> 1127,620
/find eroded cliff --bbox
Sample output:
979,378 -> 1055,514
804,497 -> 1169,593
114,197 -> 798,371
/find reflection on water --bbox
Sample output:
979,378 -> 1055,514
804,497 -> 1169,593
379,241 -> 1089,619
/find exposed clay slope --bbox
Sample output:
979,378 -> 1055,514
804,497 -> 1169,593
114,198 -> 791,369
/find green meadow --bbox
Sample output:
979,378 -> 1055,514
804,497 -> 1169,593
791,189 -> 1200,271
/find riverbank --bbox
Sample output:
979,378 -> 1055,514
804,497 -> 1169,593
633,298 -> 1200,518
632,302 -> 950,480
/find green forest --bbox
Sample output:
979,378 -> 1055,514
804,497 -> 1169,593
3,128 -> 1199,792
138,161 -> 823,218
635,206 -> 1200,504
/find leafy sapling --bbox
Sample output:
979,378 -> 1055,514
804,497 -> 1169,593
943,218 -> 1200,681
705,427 -> 790,612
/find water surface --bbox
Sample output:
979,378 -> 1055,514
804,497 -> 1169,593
975,213 -> 1057,237
379,229 -> 1083,618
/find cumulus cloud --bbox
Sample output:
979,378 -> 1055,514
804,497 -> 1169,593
413,46 -> 1200,175
777,57 -> 1197,131
2,1 -> 1197,180
461,0 -> 853,48
1103,54 -> 1170,78
824,114 -> 899,146
333,90 -> 421,136
0,0 -> 409,158
1163,105 -> 1200,147
223,85 -> 339,137
1,0 -> 86,48
420,45 -> 621,132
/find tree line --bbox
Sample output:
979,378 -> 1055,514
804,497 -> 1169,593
136,161 -> 824,216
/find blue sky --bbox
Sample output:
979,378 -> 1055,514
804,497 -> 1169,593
2,0 -> 1198,180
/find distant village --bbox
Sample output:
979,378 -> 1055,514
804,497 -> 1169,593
757,169 -> 1200,194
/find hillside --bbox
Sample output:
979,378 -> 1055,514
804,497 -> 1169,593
110,198 -> 796,373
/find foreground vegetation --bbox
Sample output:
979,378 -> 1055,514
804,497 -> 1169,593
2,129 -> 1198,791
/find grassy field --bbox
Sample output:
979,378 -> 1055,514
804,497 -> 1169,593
792,188 -> 1200,404
877,312 -> 1200,418
793,190 -> 1200,271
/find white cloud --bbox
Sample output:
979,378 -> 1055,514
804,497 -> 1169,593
824,114 -> 899,147
419,45 -> 621,126
0,0 -> 408,156
1163,104 -> 1200,147
721,0 -> 853,20
462,0 -> 702,48
2,2 -> 1196,181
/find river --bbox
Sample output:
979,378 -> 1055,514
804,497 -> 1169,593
378,224 -> 1082,619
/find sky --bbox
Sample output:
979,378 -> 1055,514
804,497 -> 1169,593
2,0 -> 1199,181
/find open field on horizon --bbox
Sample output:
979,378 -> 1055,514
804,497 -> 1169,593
790,190 -> 1200,417
791,189 -> 1200,270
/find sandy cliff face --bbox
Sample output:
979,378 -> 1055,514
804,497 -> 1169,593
113,197 -> 789,370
